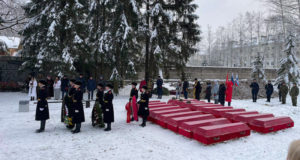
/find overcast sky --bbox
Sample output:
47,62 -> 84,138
195,0 -> 267,31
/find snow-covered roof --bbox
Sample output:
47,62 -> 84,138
0,36 -> 21,49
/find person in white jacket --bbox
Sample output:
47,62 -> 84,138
28,77 -> 37,101
53,76 -> 61,100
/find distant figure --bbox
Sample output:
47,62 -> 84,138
46,76 -> 54,98
175,80 -> 181,99
278,83 -> 282,102
76,74 -> 86,93
290,83 -> 299,106
156,76 -> 164,99
53,76 -> 61,100
35,80 -> 49,133
183,80 -> 189,99
205,82 -> 212,103
87,76 -> 96,100
28,77 -> 37,101
219,82 -> 226,106
225,80 -> 233,106
193,78 -> 202,100
72,81 -> 85,134
250,79 -> 259,102
265,80 -> 274,102
280,82 -> 289,104
287,140 -> 300,160
212,81 -> 219,104
61,76 -> 69,99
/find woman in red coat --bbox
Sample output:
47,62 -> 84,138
225,81 -> 233,106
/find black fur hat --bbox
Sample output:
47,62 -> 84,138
106,84 -> 114,89
75,81 -> 82,86
142,85 -> 148,90
97,83 -> 104,88
132,82 -> 137,86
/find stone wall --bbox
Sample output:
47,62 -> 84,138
0,56 -> 28,82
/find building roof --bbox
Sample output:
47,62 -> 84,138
0,36 -> 21,49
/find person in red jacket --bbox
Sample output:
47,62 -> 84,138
139,79 -> 147,92
225,80 -> 233,106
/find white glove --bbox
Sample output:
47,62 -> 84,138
39,108 -> 44,111
106,109 -> 109,112
75,110 -> 79,113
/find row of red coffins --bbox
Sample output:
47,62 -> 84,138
148,101 -> 251,145
166,99 -> 294,134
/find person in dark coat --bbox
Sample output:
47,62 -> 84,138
103,84 -> 114,131
290,83 -> 299,106
156,76 -> 163,99
219,82 -> 226,106
35,80 -> 49,133
130,82 -> 139,121
278,83 -> 282,102
193,78 -> 202,100
138,86 -> 150,127
205,82 -> 212,102
46,76 -> 54,98
71,81 -> 85,134
280,82 -> 289,104
87,76 -> 97,100
61,75 -> 69,100
91,83 -> 105,127
183,80 -> 189,99
265,80 -> 274,102
64,79 -> 76,129
76,74 -> 86,93
250,79 -> 260,102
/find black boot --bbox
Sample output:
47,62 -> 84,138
36,120 -> 46,133
131,117 -> 134,121
72,123 -> 81,134
140,117 -> 147,127
104,123 -> 111,131
228,102 -> 231,106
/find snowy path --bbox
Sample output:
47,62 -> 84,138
0,92 -> 299,160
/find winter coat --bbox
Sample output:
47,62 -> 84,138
87,79 -> 97,91
72,89 -> 85,123
28,79 -> 37,98
219,84 -> 226,103
53,80 -> 61,89
96,89 -> 104,106
47,79 -> 54,97
156,78 -> 163,88
290,86 -> 299,97
226,81 -> 233,102
183,81 -> 189,92
61,78 -> 69,92
194,81 -> 202,95
280,85 -> 289,96
130,88 -> 139,101
139,80 -> 147,92
265,83 -> 274,96
205,84 -> 212,99
212,82 -> 219,100
250,82 -> 260,94
65,87 -> 75,117
35,86 -> 49,121
103,90 -> 114,123
138,91 -> 150,117
76,77 -> 86,91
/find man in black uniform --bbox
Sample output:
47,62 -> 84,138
138,86 -> 150,127
250,79 -> 260,102
35,80 -> 49,133
72,81 -> 85,134
130,82 -> 138,121
63,79 -> 76,129
91,83 -> 105,128
103,84 -> 114,131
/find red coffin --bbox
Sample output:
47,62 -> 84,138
157,111 -> 203,128
223,111 -> 259,121
150,106 -> 181,112
178,118 -> 231,138
180,101 -> 206,108
210,108 -> 246,118
234,113 -> 274,124
193,122 -> 251,145
198,106 -> 233,113
150,108 -> 191,121
249,116 -> 294,133
166,114 -> 215,133
189,104 -> 223,111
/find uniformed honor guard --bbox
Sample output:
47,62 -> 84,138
129,82 -> 138,121
138,86 -> 150,127
72,81 -> 85,134
103,84 -> 114,131
35,80 -> 49,133
91,83 -> 105,128
64,79 -> 76,129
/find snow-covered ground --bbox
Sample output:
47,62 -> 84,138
0,90 -> 299,160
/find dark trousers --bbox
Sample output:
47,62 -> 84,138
40,120 -> 46,130
88,91 -> 94,100
184,91 -> 188,99
220,101 -> 225,106
142,116 -> 148,126
228,102 -> 231,106
292,96 -> 297,106
75,123 -> 81,131
279,92 -> 282,102
282,95 -> 287,104
214,99 -> 219,104
195,92 -> 200,100
62,91 -> 66,99
157,88 -> 163,99
267,94 -> 271,102
252,92 -> 258,102
207,97 -> 211,103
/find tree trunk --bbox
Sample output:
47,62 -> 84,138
144,0 -> 150,81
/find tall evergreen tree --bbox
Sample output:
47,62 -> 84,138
251,53 -> 266,82
276,34 -> 300,86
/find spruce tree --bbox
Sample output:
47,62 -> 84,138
251,53 -> 266,82
276,34 -> 300,86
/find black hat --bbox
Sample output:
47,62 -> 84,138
195,78 -> 198,81
106,84 -> 114,89
70,79 -> 76,83
132,82 -> 137,86
142,85 -> 148,90
39,80 -> 47,85
75,81 -> 82,86
97,83 -> 104,88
